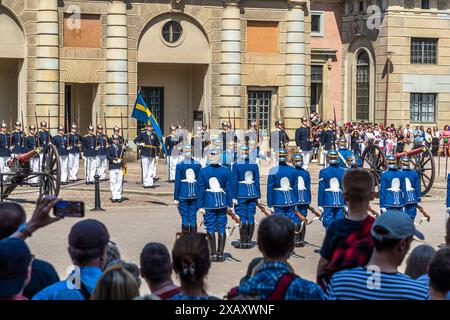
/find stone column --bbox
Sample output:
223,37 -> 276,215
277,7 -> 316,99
36,0 -> 59,131
106,0 -> 128,129
219,0 -> 241,124
285,0 -> 306,120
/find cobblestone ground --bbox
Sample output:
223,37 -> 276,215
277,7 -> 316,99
6,157 -> 449,298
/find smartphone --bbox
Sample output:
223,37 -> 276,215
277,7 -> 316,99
53,200 -> 85,218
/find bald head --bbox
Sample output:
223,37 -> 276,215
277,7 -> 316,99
0,202 -> 26,239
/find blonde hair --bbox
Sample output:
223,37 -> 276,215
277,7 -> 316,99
91,265 -> 140,300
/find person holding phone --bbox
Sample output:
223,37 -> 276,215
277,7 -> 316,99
106,134 -> 125,203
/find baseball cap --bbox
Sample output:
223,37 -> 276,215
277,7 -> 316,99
371,210 -> 424,241
68,219 -> 110,250
0,238 -> 32,298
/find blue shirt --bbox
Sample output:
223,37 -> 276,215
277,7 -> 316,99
237,261 -> 324,300
416,274 -> 450,300
32,266 -> 102,300
325,266 -> 430,300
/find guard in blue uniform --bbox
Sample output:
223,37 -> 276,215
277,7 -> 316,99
174,145 -> 202,234
134,123 -> 160,188
319,122 -> 334,165
337,137 -> 352,169
24,125 -> 40,186
400,156 -> 421,220
267,149 -> 298,223
318,150 -> 345,230
197,148 -> 232,262
51,126 -> 69,184
295,117 -> 312,169
0,122 -> 11,182
68,124 -> 82,182
380,155 -> 404,213
82,125 -> 97,184
10,121 -> 25,156
38,121 -> 51,148
231,145 -> 261,249
95,125 -> 108,181
447,173 -> 450,215
106,134 -> 125,203
292,152 -> 311,247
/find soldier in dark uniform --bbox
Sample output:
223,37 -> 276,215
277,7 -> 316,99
221,121 -> 238,155
51,126 -> 69,184
24,125 -> 40,186
269,120 -> 290,166
95,125 -> 108,181
106,134 -> 125,203
10,121 -> 25,156
82,125 -> 97,184
68,124 -> 82,182
191,124 -> 209,167
319,121 -> 334,165
295,117 -> 312,169
38,121 -> 51,148
0,122 -> 11,182
165,126 -> 181,183
108,126 -> 124,145
134,123 -> 160,188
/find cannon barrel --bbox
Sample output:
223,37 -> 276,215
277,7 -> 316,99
18,149 -> 39,164
396,146 -> 425,159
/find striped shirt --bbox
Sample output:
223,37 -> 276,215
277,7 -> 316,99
325,266 -> 430,300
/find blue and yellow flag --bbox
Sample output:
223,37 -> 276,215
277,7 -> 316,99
132,93 -> 167,157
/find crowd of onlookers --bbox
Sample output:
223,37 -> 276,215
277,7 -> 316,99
0,168 -> 449,301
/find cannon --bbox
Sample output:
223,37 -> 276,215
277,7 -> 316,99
361,142 -> 435,196
0,144 -> 61,201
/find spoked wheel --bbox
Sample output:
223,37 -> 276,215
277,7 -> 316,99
40,144 -> 61,197
410,145 -> 435,196
361,143 -> 387,194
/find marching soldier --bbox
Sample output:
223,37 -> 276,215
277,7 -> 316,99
10,121 -> 25,157
38,121 -> 51,148
108,126 -> 123,145
134,123 -> 160,188
191,124 -> 209,167
174,145 -> 202,233
295,117 -> 312,169
337,137 -> 353,169
267,149 -> 298,222
51,126 -> 69,184
82,125 -> 97,184
380,155 -> 405,213
231,144 -> 261,249
221,121 -> 238,153
197,148 -> 233,262
318,150 -> 346,230
245,121 -> 263,145
0,122 -> 10,182
24,125 -> 40,187
292,152 -> 311,247
400,156 -> 421,220
68,124 -> 82,182
269,120 -> 290,167
319,122 -> 334,165
95,125 -> 108,181
165,126 -> 180,183
106,134 -> 125,203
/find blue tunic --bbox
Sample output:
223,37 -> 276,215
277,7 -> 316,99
318,164 -> 345,208
231,160 -> 261,200
197,164 -> 232,210
0,132 -> 11,157
267,163 -> 298,208
10,130 -> 24,154
380,169 -> 404,209
51,135 -> 68,156
82,134 -> 96,157
295,126 -> 312,151
337,148 -> 353,168
401,168 -> 421,204
174,159 -> 202,200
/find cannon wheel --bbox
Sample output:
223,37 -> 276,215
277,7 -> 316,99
39,144 -> 61,197
361,143 -> 387,194
410,145 -> 435,196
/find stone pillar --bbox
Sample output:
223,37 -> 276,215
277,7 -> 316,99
106,0 -> 128,129
219,0 -> 241,124
36,0 -> 59,132
285,0 -> 306,122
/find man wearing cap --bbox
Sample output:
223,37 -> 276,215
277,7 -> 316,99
337,137 -> 353,169
95,125 -> 108,181
295,117 -> 312,170
38,121 -> 51,149
221,121 -> 237,154
380,155 -> 405,213
165,126 -> 180,183
269,120 -> 290,167
319,122 -> 333,166
51,126 -> 69,184
174,145 -> 202,233
106,134 -> 125,203
24,125 -> 41,187
325,210 -> 430,300
134,123 -> 160,188
68,124 -> 82,182
244,121 -> 263,148
318,150 -> 346,230
197,148 -> 233,262
0,238 -> 33,300
191,124 -> 209,168
10,121 -> 25,157
82,125 -> 97,184
108,126 -> 123,145
0,122 -> 11,183
400,156 -> 421,220
33,219 -> 110,300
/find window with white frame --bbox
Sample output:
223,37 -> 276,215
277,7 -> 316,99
410,93 -> 436,123
311,11 -> 324,36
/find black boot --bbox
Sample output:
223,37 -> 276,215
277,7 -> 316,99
208,232 -> 218,262
247,223 -> 255,248
191,225 -> 197,233
294,223 -> 302,247
298,221 -> 306,247
238,224 -> 247,249
181,225 -> 189,234
217,233 -> 226,262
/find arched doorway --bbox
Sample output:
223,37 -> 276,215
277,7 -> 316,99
137,13 -> 210,134
0,6 -> 26,126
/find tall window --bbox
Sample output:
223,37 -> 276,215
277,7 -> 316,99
410,93 -> 436,123
311,65 -> 323,113
411,38 -> 437,64
356,51 -> 370,121
248,91 -> 271,136
311,12 -> 324,36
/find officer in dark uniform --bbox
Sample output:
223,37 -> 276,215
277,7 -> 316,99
295,117 -> 312,169
134,123 -> 160,188
24,125 -> 40,186
106,134 -> 125,203
165,126 -> 181,183
95,125 -> 108,181
38,121 -> 51,148
51,126 -> 69,184
319,121 -> 334,165
68,124 -> 82,182
269,120 -> 290,166
221,121 -> 238,154
82,125 -> 97,184
10,121 -> 25,156
191,124 -> 209,167
0,122 -> 11,182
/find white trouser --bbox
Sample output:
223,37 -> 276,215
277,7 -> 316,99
302,151 -> 311,170
142,156 -> 155,187
109,169 -> 123,200
0,157 -> 10,182
153,157 -> 158,178
168,155 -> 178,181
271,151 -> 277,168
96,155 -> 107,180
85,157 -> 97,183
68,153 -> 79,181
29,157 -> 40,184
320,149 -> 328,165
60,155 -> 69,183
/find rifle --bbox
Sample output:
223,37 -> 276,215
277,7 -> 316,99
233,110 -> 237,156
308,205 -> 322,218
227,207 -> 240,224
47,109 -> 50,136
95,112 -> 99,149
332,104 -> 337,150
256,202 -> 270,216
294,210 -> 308,224
280,109 -> 286,149
305,101 -> 313,141
21,110 -> 25,149
34,110 -> 40,148
416,204 -> 431,222
103,112 -> 108,143
228,110 -> 232,129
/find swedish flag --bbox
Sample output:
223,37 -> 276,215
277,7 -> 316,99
132,93 -> 168,157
